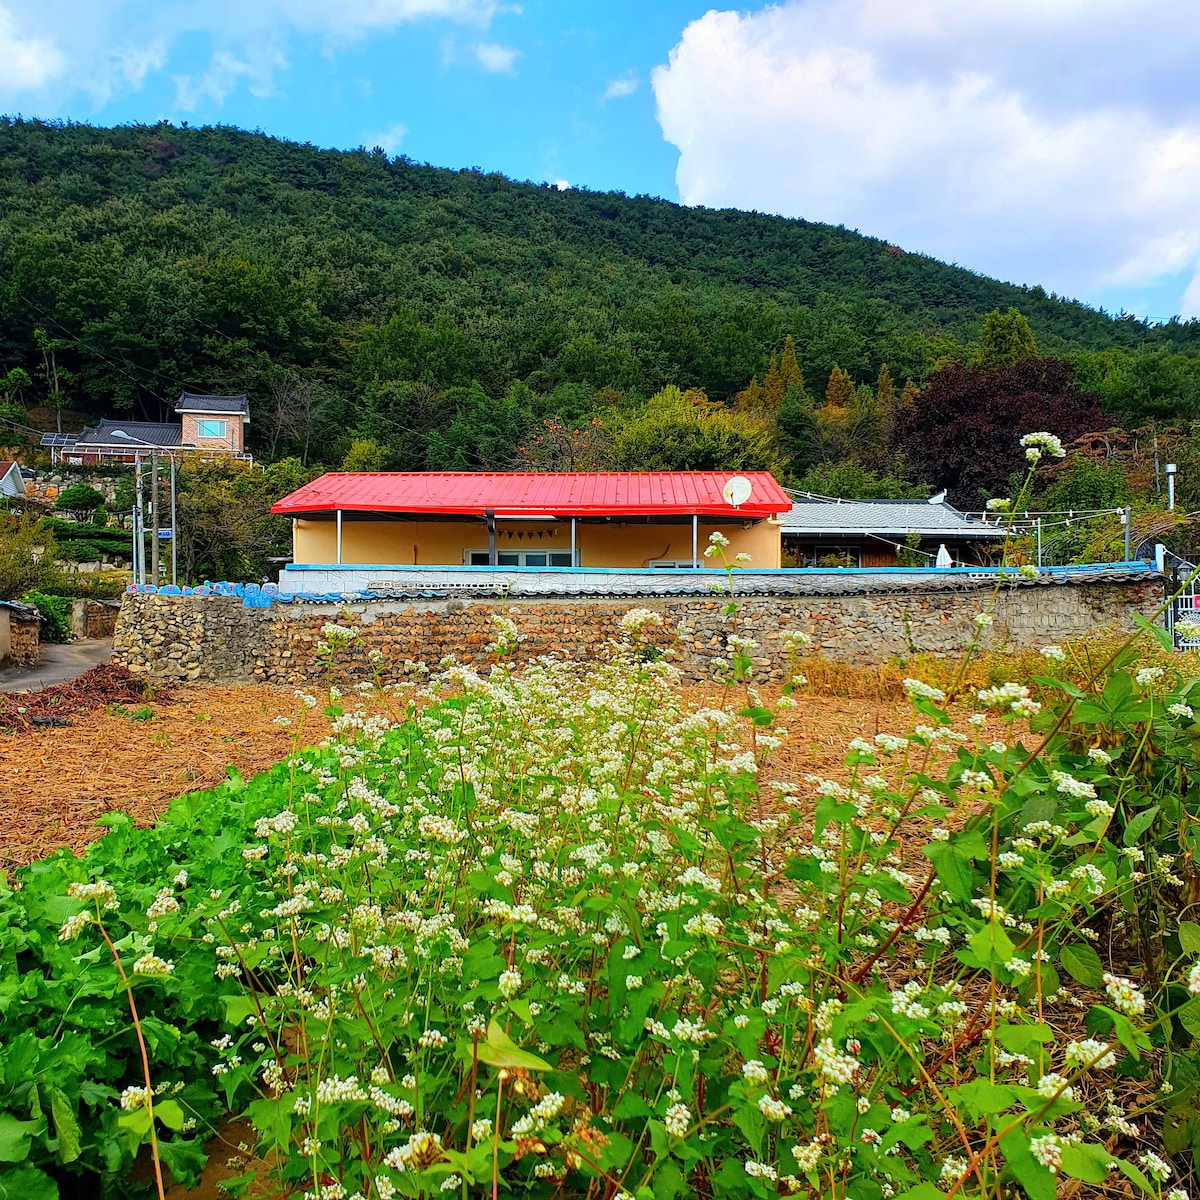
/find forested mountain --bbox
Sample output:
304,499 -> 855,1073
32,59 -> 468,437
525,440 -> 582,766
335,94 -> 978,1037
1,116 -> 1199,479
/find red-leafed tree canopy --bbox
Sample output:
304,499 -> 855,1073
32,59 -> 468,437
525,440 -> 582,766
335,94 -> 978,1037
894,358 -> 1107,507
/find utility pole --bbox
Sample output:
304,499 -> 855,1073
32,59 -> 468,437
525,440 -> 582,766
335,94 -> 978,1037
170,453 -> 176,585
150,450 -> 160,587
134,458 -> 145,586
1123,505 -> 1131,562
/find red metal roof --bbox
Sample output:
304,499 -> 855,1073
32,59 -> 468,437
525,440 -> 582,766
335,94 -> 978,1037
272,471 -> 790,519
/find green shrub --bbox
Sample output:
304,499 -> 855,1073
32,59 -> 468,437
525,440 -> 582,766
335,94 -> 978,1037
22,590 -> 72,642
0,513 -> 61,600
55,483 -> 105,520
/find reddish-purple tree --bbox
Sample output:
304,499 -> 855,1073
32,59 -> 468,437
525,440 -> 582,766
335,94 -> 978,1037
895,358 -> 1107,506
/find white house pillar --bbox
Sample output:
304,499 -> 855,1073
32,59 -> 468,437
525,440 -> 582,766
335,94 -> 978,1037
336,509 -> 343,565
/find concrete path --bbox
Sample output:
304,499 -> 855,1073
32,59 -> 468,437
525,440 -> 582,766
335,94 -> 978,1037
0,639 -> 113,693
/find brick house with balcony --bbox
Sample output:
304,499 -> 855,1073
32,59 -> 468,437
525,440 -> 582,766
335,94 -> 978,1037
175,392 -> 249,454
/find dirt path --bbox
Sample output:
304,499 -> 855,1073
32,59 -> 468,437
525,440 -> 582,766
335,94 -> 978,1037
0,638 -> 113,693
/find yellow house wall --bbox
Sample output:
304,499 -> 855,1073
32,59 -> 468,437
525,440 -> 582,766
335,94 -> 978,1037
292,517 -> 781,568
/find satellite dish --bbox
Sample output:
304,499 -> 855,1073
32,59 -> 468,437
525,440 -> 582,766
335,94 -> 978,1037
928,489 -> 947,505
723,475 -> 753,508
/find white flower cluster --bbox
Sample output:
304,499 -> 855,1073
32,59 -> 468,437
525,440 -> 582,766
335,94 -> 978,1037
977,681 -> 1040,716
791,1138 -> 824,1171
663,1102 -> 690,1138
145,888 -> 181,919
119,1085 -> 152,1111
382,1130 -> 443,1171
67,879 -> 118,910
131,952 -> 175,976
1064,1038 -> 1116,1071
1019,432 -> 1066,462
813,1037 -> 859,1084
1035,1072 -> 1074,1101
742,1059 -> 769,1084
1103,973 -> 1146,1016
903,678 -> 945,703
758,1094 -> 792,1120
780,629 -> 812,653
1029,1133 -> 1063,1173
315,1074 -> 369,1104
58,911 -> 94,941
511,1092 -> 566,1136
416,814 -> 466,844
1050,770 -> 1096,800
619,608 -> 663,635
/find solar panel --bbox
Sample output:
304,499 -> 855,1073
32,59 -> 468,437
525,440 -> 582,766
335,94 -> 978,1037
40,434 -> 78,447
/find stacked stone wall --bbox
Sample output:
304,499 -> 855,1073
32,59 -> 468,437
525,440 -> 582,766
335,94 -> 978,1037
112,578 -> 1164,686
8,617 -> 39,667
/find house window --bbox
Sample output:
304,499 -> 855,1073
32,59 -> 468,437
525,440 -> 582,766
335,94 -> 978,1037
649,559 -> 700,569
197,419 -> 227,439
466,550 -> 576,567
796,545 -> 862,568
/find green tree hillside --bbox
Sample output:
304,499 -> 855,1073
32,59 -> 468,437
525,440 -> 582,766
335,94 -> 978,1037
2,117 -> 1200,477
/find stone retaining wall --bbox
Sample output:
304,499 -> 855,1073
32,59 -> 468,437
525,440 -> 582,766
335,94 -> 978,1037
3,612 -> 40,668
71,599 -> 120,640
112,576 -> 1164,685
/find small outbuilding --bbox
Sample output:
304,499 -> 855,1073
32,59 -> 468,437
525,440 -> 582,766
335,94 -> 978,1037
0,461 -> 27,499
272,471 -> 791,571
779,498 -> 1007,567
0,600 -> 40,668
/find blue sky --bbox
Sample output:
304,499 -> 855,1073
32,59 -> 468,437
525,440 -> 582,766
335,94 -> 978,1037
4,0 -> 1200,325
67,1 -> 707,203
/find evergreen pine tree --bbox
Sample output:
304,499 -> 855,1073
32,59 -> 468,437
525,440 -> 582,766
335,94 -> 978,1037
779,335 -> 804,393
762,357 -> 785,410
876,363 -> 896,409
977,308 -> 1038,370
776,382 -> 816,477
824,365 -> 854,410
875,363 -> 897,455
735,375 -> 763,411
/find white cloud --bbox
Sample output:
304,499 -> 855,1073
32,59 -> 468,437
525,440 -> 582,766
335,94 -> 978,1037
472,40 -> 519,73
1181,273 -> 1200,322
0,0 -> 506,108
0,3 -> 64,90
366,122 -> 408,153
274,0 -> 500,39
601,70 -> 638,101
553,178 -> 570,190
173,46 -> 286,110
652,1 -> 1200,318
